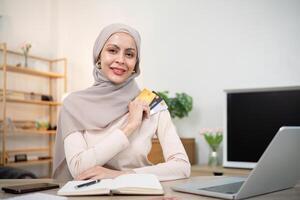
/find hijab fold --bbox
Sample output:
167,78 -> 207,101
53,24 -> 141,177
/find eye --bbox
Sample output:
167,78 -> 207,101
107,48 -> 117,54
125,51 -> 135,58
126,53 -> 134,58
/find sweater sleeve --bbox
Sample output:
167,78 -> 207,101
132,110 -> 191,181
64,129 -> 130,178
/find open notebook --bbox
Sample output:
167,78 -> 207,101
57,174 -> 164,196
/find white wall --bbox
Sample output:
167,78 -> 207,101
1,0 -> 300,174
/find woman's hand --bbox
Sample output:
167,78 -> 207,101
75,166 -> 133,180
121,99 -> 150,136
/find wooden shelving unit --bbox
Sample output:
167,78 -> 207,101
6,147 -> 50,154
0,65 -> 65,78
0,129 -> 56,135
5,159 -> 53,167
0,43 -> 67,177
1,98 -> 62,106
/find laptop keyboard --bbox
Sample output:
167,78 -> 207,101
200,181 -> 245,194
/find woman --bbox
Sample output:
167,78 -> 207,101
53,23 -> 190,181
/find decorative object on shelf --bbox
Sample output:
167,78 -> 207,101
47,124 -> 57,131
14,154 -> 27,162
41,94 -> 53,101
200,128 -> 223,167
35,118 -> 50,130
14,120 -> 36,130
156,91 -> 193,118
0,118 -> 16,132
29,92 -> 36,100
20,42 -> 32,67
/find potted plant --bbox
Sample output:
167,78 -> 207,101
156,91 -> 193,118
200,129 -> 223,167
20,42 -> 32,67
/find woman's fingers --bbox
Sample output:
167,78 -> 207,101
75,166 -> 125,180
76,172 -> 91,180
123,99 -> 150,136
77,173 -> 101,180
76,170 -> 94,180
76,166 -> 104,180
136,99 -> 150,117
143,104 -> 150,119
129,99 -> 150,120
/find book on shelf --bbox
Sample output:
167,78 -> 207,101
57,173 -> 164,196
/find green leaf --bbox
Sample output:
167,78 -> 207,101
203,133 -> 223,151
157,91 -> 193,119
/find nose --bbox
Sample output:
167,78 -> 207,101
116,53 -> 125,64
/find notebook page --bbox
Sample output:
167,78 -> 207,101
57,179 -> 113,195
111,174 -> 162,190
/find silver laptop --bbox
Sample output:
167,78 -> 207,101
172,127 -> 300,199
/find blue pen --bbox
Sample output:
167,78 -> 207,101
75,179 -> 101,189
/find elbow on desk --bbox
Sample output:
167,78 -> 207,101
160,160 -> 191,181
182,160 -> 191,178
173,159 -> 191,179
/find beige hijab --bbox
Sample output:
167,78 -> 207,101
53,24 -> 141,177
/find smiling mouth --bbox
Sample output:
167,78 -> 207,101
110,67 -> 126,76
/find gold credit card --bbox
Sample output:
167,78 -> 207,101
136,88 -> 156,105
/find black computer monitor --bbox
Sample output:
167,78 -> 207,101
223,86 -> 300,168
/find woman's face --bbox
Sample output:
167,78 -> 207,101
99,32 -> 137,84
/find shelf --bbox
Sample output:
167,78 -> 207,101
0,48 -> 65,63
4,158 -> 52,167
0,129 -> 56,135
1,98 -> 61,106
14,129 -> 56,135
6,147 -> 50,154
0,65 -> 64,78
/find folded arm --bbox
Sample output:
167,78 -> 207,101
64,129 -> 130,178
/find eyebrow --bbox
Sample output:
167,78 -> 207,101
106,44 -> 136,52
